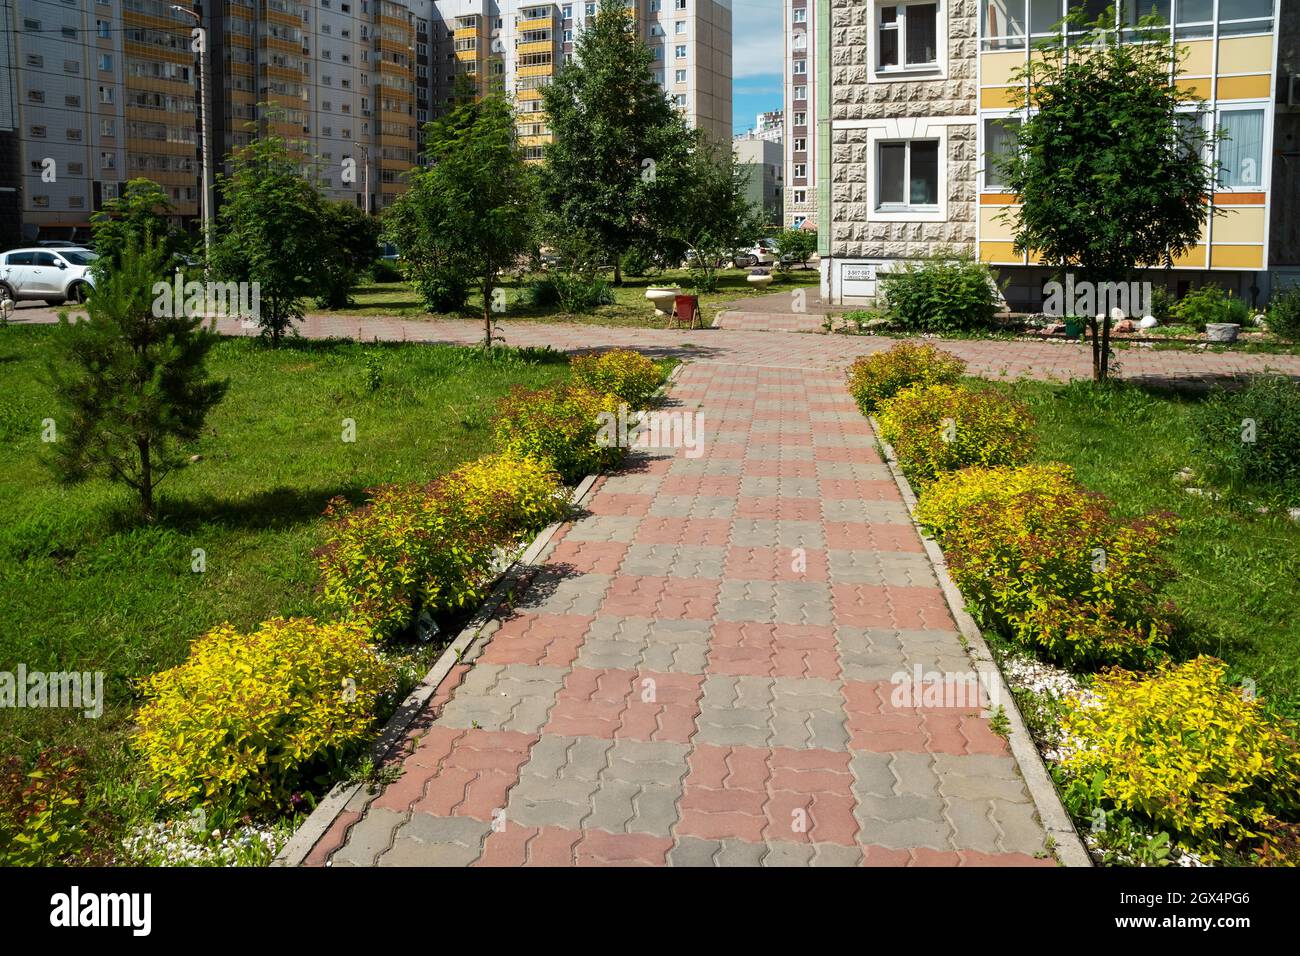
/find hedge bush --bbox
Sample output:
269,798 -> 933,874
135,617 -> 398,811
876,383 -> 1035,483
1191,375 -> 1300,497
915,464 -> 1179,666
1267,287 -> 1300,340
1172,284 -> 1251,331
1,748 -> 111,866
1059,656 -> 1300,861
878,254 -> 1000,333
494,384 -> 623,483
318,452 -> 565,636
570,349 -> 663,410
846,342 -> 966,413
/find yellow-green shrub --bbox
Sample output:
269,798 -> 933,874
570,349 -> 663,409
876,383 -> 1035,482
915,464 -> 1178,666
1060,657 -> 1300,860
847,342 -> 966,412
318,452 -> 565,637
135,617 -> 397,810
494,384 -> 622,483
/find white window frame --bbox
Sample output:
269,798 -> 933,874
978,110 -> 1023,192
870,1 -> 946,82
1213,101 -> 1271,193
867,123 -> 948,222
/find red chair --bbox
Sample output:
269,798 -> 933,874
668,294 -> 700,330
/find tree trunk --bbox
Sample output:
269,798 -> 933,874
613,259 -> 622,287
482,281 -> 493,348
1088,317 -> 1101,382
138,437 -> 155,522
1099,316 -> 1112,383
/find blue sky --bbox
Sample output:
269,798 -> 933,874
731,1 -> 784,134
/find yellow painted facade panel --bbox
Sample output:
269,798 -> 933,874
1216,74 -> 1270,101
1175,77 -> 1211,99
978,206 -> 1018,241
1216,35 -> 1273,75
979,241 -> 1020,263
1212,206 -> 1267,244
1172,245 -> 1209,268
1210,245 -> 1264,269
1179,39 -> 1213,76
980,86 -> 1024,109
979,51 -> 1023,88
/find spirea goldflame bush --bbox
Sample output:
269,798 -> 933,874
915,464 -> 1179,666
1059,657 -> 1300,861
846,342 -> 967,413
134,617 -> 398,811
1,748 -> 112,866
876,384 -> 1036,483
570,348 -> 663,410
493,384 -> 623,483
318,452 -> 565,637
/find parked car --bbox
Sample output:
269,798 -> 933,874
37,239 -> 92,250
731,239 -> 779,268
0,247 -> 98,305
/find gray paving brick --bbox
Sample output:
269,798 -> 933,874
620,543 -> 726,579
821,499 -> 911,524
379,814 -> 490,867
716,579 -> 834,626
826,550 -> 938,586
575,615 -> 710,673
437,663 -> 566,733
330,808 -> 404,867
563,515 -> 641,543
514,569 -> 613,616
815,459 -> 895,480
739,475 -> 822,498
728,517 -> 825,549
763,841 -> 863,867
648,494 -> 737,519
945,798 -> 1003,854
933,754 -> 1032,803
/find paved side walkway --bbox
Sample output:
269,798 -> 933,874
304,363 -> 1054,867
10,304 -> 1300,384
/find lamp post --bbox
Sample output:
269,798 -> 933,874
353,141 -> 371,215
172,4 -> 212,274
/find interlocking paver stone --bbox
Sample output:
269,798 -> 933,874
311,352 -> 1055,868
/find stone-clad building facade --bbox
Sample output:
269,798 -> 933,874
817,0 -> 1299,308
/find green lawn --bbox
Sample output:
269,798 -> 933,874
0,327 -> 571,843
1000,378 -> 1300,719
335,267 -> 822,327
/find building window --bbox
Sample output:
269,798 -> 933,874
26,54 -> 43,68
793,111 -> 806,126
673,94 -> 687,107
28,90 -> 45,103
31,125 -> 46,138
675,68 -> 687,83
793,84 -> 806,100
1217,108 -> 1265,189
877,2 -> 939,71
675,0 -> 686,9
983,117 -> 1020,189
877,139 -> 939,209
97,19 -> 111,38
675,20 -> 685,33
793,189 -> 807,203
67,128 -> 82,141
563,4 -> 572,17
98,54 -> 113,71
99,86 -> 114,104
675,44 -> 687,58
793,8 -> 806,23
793,137 -> 806,152
101,119 -> 116,137
793,58 -> 806,75
793,163 -> 806,178
101,152 -> 116,170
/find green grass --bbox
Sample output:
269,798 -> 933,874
0,326 -> 571,843
335,267 -> 822,327
999,378 -> 1300,719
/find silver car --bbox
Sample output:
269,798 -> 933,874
0,247 -> 99,305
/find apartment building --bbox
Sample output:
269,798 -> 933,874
734,132 -> 782,225
816,0 -> 1299,307
3,0 -> 731,241
0,0 -> 20,249
783,0 -> 815,230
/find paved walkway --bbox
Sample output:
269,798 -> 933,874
10,303 -> 1300,385
302,362 -> 1054,867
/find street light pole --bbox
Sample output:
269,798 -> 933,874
173,4 -> 212,274
353,142 -> 370,215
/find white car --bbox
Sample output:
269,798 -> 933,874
732,240 -> 778,268
0,247 -> 98,305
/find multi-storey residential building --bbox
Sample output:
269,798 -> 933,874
751,108 -> 782,142
3,0 -> 731,241
816,0 -> 1299,307
734,132 -> 782,225
783,0 -> 815,230
0,0 -> 21,249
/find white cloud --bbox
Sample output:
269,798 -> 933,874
731,1 -> 784,79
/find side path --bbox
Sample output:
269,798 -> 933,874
10,306 -> 1300,382
301,362 -> 1058,866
